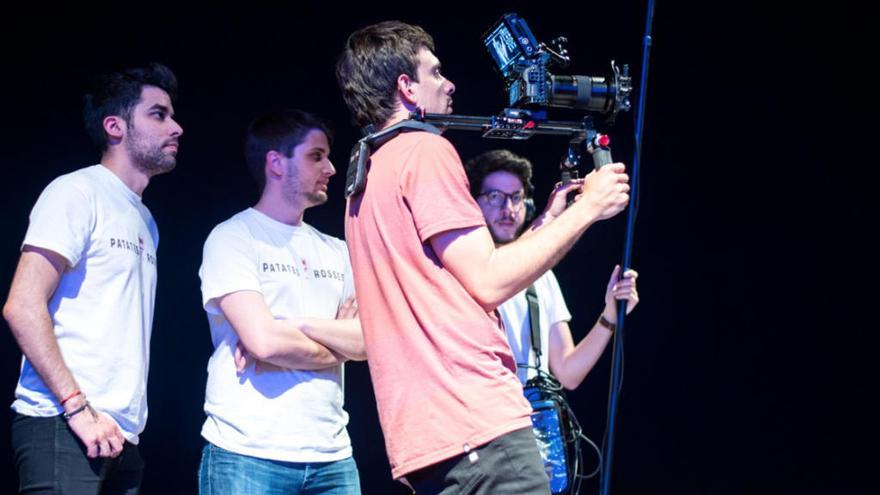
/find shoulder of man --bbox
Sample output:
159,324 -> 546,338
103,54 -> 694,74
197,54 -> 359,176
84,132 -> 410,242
392,132 -> 462,175
204,209 -> 255,243
41,165 -> 102,197
377,127 -> 455,156
397,128 -> 453,147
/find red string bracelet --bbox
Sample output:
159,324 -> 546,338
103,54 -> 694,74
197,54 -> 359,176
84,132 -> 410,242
59,390 -> 82,406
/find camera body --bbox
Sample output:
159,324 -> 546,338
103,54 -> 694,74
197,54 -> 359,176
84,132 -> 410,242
483,13 -> 631,121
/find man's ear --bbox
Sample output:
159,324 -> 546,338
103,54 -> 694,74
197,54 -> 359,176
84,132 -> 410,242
397,73 -> 418,105
266,150 -> 285,181
103,116 -> 125,145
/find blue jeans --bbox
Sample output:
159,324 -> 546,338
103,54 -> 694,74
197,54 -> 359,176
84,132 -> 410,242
198,443 -> 361,495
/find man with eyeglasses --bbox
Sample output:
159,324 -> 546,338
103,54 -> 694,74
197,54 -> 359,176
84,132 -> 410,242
465,149 -> 640,390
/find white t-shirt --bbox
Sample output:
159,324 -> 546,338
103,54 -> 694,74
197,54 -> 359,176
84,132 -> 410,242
199,208 -> 354,462
497,270 -> 571,384
12,165 -> 158,444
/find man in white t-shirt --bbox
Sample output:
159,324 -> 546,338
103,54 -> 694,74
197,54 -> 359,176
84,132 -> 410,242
198,109 -> 364,494
464,150 -> 641,389
3,63 -> 183,493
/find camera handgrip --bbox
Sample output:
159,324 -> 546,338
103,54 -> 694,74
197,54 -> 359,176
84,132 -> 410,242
588,134 -> 613,169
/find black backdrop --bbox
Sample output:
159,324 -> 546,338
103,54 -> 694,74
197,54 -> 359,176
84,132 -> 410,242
0,2 -> 872,494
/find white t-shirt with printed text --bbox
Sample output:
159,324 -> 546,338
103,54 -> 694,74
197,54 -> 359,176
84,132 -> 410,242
199,208 -> 354,462
12,165 -> 158,444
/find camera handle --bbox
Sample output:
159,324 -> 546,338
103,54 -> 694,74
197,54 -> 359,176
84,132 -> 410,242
560,128 -> 613,204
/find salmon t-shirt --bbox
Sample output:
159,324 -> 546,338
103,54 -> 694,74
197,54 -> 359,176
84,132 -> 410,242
345,131 -> 532,479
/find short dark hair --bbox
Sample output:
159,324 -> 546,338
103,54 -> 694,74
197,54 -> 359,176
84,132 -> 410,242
244,109 -> 333,193
83,63 -> 178,150
336,21 -> 435,129
464,149 -> 535,198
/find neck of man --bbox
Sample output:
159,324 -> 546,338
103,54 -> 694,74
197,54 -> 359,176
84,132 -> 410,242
379,100 -> 420,131
100,148 -> 150,197
254,191 -> 306,227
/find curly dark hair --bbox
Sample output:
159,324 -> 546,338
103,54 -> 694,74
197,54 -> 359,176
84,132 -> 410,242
336,21 -> 434,129
464,149 -> 535,198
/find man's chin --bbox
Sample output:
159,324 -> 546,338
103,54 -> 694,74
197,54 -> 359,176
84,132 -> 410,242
306,192 -> 329,206
135,157 -> 176,177
154,157 -> 177,174
489,229 -> 517,245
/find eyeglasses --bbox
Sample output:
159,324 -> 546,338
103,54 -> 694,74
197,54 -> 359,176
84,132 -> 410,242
477,189 -> 525,208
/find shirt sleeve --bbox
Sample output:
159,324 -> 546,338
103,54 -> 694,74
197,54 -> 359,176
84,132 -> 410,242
339,241 -> 356,301
400,134 -> 486,242
542,270 -> 572,325
22,176 -> 94,267
199,221 -> 262,315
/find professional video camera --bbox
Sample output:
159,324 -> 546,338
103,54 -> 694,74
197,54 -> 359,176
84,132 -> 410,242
348,13 -> 631,199
483,13 -> 631,121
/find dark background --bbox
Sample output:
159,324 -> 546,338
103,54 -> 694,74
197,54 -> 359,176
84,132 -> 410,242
0,2 -> 872,493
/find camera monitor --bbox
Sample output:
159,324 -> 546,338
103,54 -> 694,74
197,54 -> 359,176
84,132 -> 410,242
483,13 -> 540,81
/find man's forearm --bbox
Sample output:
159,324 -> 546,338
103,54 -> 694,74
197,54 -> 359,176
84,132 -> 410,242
219,290 -> 348,371
549,321 -> 613,390
493,204 -> 597,294
4,298 -> 80,404
449,202 -> 599,311
435,164 -> 629,311
299,318 -> 365,361
247,320 -> 346,370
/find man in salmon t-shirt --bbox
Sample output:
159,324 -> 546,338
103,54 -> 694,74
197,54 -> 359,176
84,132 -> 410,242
336,21 -> 631,494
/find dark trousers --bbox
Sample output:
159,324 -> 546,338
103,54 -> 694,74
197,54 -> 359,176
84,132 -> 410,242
11,413 -> 143,495
406,426 -> 551,495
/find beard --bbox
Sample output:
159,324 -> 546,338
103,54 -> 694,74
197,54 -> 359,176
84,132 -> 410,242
126,126 -> 177,176
488,215 -> 525,245
300,190 -> 328,206
282,162 -> 328,207
490,228 -> 516,245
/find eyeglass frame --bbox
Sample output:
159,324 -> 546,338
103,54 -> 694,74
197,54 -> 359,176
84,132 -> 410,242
476,188 -> 526,208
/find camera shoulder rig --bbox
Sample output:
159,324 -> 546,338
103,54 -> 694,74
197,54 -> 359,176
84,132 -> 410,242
345,120 -> 442,198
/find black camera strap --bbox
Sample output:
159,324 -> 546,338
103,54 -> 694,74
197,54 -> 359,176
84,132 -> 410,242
525,284 -> 542,370
345,120 -> 441,198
